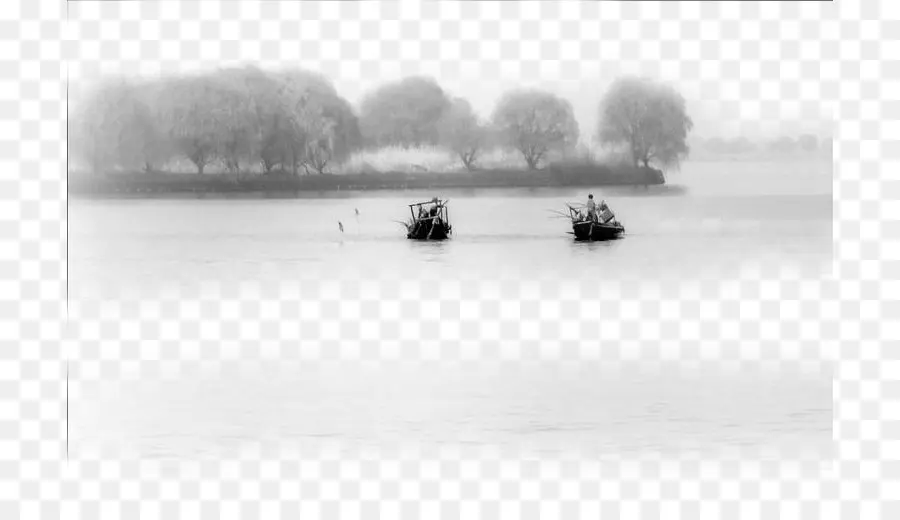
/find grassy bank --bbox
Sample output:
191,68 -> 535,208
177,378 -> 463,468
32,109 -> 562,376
68,164 -> 666,198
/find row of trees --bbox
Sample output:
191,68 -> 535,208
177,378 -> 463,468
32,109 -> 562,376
70,68 -> 361,176
70,67 -> 693,175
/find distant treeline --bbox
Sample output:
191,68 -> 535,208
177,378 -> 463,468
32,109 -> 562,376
69,163 -> 667,198
69,68 -> 693,178
694,135 -> 832,158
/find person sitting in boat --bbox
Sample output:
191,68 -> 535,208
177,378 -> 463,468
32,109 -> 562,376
586,194 -> 598,222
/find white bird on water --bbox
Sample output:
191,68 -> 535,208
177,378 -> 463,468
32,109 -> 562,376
338,221 -> 344,233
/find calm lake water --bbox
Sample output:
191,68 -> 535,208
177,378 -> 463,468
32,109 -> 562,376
72,365 -> 830,460
69,160 -> 833,460
70,160 -> 831,294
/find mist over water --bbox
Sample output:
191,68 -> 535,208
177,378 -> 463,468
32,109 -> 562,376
69,160 -> 833,459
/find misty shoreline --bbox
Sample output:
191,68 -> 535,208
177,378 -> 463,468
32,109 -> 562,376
68,164 -> 670,199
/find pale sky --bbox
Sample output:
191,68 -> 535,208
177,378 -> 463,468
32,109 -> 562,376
67,0 -> 836,142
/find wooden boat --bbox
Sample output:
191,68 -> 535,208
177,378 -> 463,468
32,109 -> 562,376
405,198 -> 452,240
566,203 -> 625,241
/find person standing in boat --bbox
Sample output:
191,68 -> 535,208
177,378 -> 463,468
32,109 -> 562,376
431,197 -> 443,218
586,194 -> 598,222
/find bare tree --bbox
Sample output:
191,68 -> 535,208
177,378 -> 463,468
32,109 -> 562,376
437,98 -> 487,170
492,89 -> 579,169
597,76 -> 693,170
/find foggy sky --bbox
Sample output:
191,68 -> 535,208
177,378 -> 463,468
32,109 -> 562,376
67,0 -> 835,142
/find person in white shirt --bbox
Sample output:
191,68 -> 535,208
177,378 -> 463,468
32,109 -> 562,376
586,194 -> 597,221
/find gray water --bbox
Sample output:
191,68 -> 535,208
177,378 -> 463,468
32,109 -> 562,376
69,161 -> 831,294
72,365 -> 830,460
69,160 -> 833,460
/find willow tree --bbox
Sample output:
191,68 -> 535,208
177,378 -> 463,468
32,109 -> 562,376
297,95 -> 359,174
358,76 -> 450,148
491,89 -> 579,169
597,76 -> 693,170
276,70 -> 361,175
70,78 -> 168,173
154,74 -> 225,174
206,67 -> 281,175
437,97 -> 488,170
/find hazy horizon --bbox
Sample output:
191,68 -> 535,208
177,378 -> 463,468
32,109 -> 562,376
66,0 -> 834,144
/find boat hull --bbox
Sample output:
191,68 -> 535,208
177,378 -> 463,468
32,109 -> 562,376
572,221 -> 624,241
407,221 -> 452,240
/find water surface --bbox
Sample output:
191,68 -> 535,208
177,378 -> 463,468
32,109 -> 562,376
69,160 -> 833,459
72,364 -> 831,460
69,160 -> 831,293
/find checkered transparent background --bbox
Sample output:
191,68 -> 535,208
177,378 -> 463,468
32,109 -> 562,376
0,0 -> 894,518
